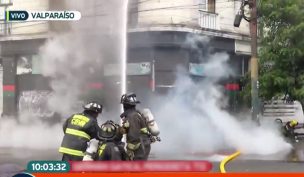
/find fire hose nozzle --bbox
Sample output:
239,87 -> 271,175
156,137 -> 161,142
150,136 -> 161,142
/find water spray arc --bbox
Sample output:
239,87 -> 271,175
120,0 -> 129,146
121,0 -> 128,100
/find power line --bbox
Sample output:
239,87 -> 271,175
0,12 -> 110,31
0,22 -> 48,30
0,14 -> 236,32
130,0 -> 155,5
83,1 -> 238,12
0,1 -> 241,32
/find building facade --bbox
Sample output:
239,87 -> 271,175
0,0 -> 72,117
0,0 -> 51,116
126,0 -> 252,111
0,0 -> 125,117
0,0 -> 252,116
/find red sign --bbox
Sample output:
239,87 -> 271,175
225,84 -> 240,91
3,85 -> 15,92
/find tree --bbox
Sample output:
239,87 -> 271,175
258,0 -> 304,102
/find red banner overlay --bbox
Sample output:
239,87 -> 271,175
70,161 -> 212,172
33,173 -> 304,177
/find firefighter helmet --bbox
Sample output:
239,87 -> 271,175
98,120 -> 117,141
83,102 -> 103,113
120,93 -> 140,106
289,120 -> 298,127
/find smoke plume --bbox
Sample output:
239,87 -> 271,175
0,0 -> 125,149
0,1 -> 292,160
149,35 -> 292,159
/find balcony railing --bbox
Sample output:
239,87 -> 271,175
198,10 -> 218,30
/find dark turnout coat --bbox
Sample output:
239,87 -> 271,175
59,113 -> 100,159
120,108 -> 151,160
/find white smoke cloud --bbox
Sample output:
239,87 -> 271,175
0,0 -> 125,149
0,116 -> 63,149
150,35 -> 292,159
0,0 -> 292,160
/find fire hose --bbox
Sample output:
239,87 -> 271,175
219,151 -> 241,173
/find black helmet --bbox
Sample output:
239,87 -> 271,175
83,101 -> 103,113
120,93 -> 140,106
98,120 -> 117,141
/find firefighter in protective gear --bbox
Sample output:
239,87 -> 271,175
281,120 -> 304,161
83,121 -> 127,161
95,120 -> 124,160
120,93 -> 152,160
59,102 -> 103,161
112,121 -> 129,160
283,120 -> 299,139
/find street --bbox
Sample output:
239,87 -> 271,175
0,147 -> 303,174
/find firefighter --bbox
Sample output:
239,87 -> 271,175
59,101 -> 103,161
112,121 -> 129,160
282,119 -> 302,161
120,93 -> 152,160
82,120 -> 128,161
95,120 -> 124,160
283,120 -> 299,139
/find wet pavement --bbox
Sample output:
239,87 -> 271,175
0,148 -> 303,174
224,160 -> 304,172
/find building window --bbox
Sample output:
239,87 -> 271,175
104,62 -> 151,76
32,54 -> 42,74
17,56 -> 32,75
16,54 -> 42,75
208,0 -> 216,13
199,0 -> 216,13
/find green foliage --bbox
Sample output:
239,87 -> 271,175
258,0 -> 304,101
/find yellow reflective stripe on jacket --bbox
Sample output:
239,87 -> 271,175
73,114 -> 90,122
127,142 -> 141,150
65,128 -> 91,140
59,147 -> 85,157
98,144 -> 107,156
140,127 -> 148,134
71,114 -> 90,127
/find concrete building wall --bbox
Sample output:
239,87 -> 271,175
217,0 -> 249,35
137,0 -> 197,27
0,65 -> 3,115
8,0 -> 50,35
135,0 -> 250,35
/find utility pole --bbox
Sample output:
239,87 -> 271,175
249,0 -> 259,124
234,0 -> 259,123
